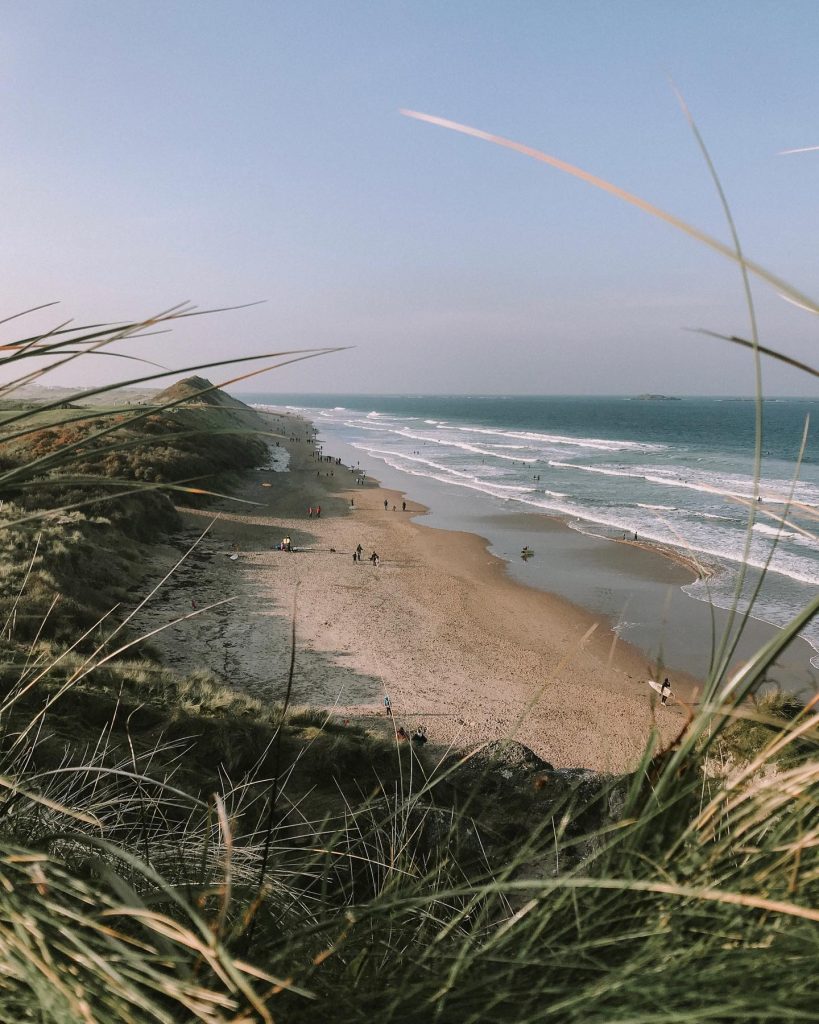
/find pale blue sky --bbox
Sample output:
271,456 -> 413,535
1,1 -> 818,395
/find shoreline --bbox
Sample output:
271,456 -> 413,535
139,407 -> 702,773
294,411 -> 705,701
615,536 -> 715,581
302,414 -> 816,693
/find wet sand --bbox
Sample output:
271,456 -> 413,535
474,511 -> 818,696
136,409 -> 703,773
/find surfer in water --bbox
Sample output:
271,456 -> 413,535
660,678 -> 672,706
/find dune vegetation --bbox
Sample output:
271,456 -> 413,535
1,96 -> 818,1017
0,319 -> 814,1024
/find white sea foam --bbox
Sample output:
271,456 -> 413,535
683,577 -> 819,661
350,443 -> 537,499
390,428 -> 524,461
753,522 -> 795,539
547,460 -> 819,507
344,421 -> 389,432
751,522 -> 817,549
456,425 -> 667,453
323,408 -> 665,455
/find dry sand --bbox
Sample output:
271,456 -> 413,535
137,410 -> 696,773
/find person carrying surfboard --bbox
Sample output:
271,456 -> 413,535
660,678 -> 672,706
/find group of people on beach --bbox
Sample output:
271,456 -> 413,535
298,451 -> 402,567
352,544 -> 379,566
384,696 -> 428,746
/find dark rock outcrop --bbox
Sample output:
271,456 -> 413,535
439,740 -> 631,871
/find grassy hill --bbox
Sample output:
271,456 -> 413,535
0,374 -> 406,782
0,377 -> 270,642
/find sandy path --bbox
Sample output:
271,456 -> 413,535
136,411 -> 693,773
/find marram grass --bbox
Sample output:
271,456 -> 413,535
1,150 -> 818,1021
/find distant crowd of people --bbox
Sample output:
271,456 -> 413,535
277,472 -> 414,567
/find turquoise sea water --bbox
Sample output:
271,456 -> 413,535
241,394 -> 819,679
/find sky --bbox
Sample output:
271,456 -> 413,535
1,0 -> 818,396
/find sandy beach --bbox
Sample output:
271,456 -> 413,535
131,408 -> 702,773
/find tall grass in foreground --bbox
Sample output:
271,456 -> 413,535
0,124 -> 817,1021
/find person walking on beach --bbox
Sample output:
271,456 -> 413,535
350,498 -> 354,509
316,506 -> 321,518
308,506 -> 313,518
356,544 -> 363,560
370,551 -> 379,566
402,501 -> 406,511
384,499 -> 388,511
383,694 -> 392,717
660,678 -> 672,706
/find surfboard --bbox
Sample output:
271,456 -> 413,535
648,680 -> 674,703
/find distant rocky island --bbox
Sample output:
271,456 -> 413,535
630,394 -> 682,401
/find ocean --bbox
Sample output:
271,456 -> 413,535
240,393 -> 819,686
